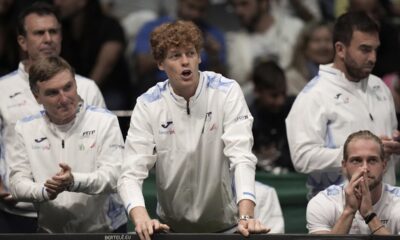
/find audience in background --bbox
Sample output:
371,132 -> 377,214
227,0 -> 304,92
250,60 -> 294,173
0,0 -> 19,76
286,21 -> 334,96
53,0 -> 132,110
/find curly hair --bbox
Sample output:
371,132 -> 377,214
150,20 -> 203,63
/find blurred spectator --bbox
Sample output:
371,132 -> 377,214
249,60 -> 295,174
133,0 -> 227,95
270,0 -> 322,22
100,0 -> 177,20
0,0 -> 19,76
286,21 -> 334,96
227,0 -> 304,88
53,0 -> 133,110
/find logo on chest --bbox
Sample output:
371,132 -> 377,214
31,137 -> 50,150
159,120 -> 175,135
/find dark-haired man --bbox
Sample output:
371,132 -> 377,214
286,11 -> 400,198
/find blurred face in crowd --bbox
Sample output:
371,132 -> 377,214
158,45 -> 201,99
53,0 -> 87,19
231,0 -> 268,31
256,87 -> 286,113
178,0 -> 209,24
305,25 -> 334,65
34,69 -> 79,125
342,137 -> 386,191
336,30 -> 379,81
0,0 -> 13,15
18,13 -> 61,62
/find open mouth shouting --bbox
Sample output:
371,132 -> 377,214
181,69 -> 193,80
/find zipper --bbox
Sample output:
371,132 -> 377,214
186,101 -> 190,115
61,139 -> 65,149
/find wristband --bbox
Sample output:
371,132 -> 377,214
238,215 -> 253,222
364,212 -> 377,224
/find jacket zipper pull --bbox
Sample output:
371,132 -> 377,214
62,139 -> 65,149
186,101 -> 190,115
369,113 -> 374,121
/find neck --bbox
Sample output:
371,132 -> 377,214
22,59 -> 32,72
332,60 -> 360,82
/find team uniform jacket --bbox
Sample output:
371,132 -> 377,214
286,64 -> 398,195
0,62 -> 105,217
8,102 -> 126,232
118,71 -> 257,232
307,183 -> 400,234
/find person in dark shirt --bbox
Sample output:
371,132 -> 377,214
53,0 -> 133,110
250,60 -> 294,173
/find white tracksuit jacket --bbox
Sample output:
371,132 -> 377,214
8,102 -> 126,233
118,71 -> 257,232
286,64 -> 398,195
0,62 -> 105,217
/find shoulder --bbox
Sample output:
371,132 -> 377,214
204,71 -> 237,93
18,111 -> 45,125
0,70 -> 19,85
85,105 -> 115,118
384,184 -> 400,199
137,80 -> 169,104
75,74 -> 96,87
309,185 -> 343,206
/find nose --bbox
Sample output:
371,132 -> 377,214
59,91 -> 68,104
368,50 -> 377,64
43,31 -> 52,42
181,54 -> 189,65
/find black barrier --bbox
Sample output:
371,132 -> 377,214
0,234 -> 398,240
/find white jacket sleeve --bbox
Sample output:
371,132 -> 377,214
9,122 -> 49,202
221,82 -> 257,204
118,100 -> 156,214
69,115 -> 123,194
286,91 -> 342,173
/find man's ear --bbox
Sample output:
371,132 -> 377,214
341,159 -> 347,173
157,61 -> 164,71
335,42 -> 346,59
17,35 -> 27,52
32,90 -> 41,104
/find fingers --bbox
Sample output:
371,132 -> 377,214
135,219 -> 169,240
238,219 -> 270,237
59,163 -> 71,171
237,221 -> 249,237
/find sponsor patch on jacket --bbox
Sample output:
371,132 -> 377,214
333,93 -> 349,104
159,120 -> 175,135
82,130 -> 95,137
109,144 -> 124,149
234,115 -> 249,122
31,138 -> 51,150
